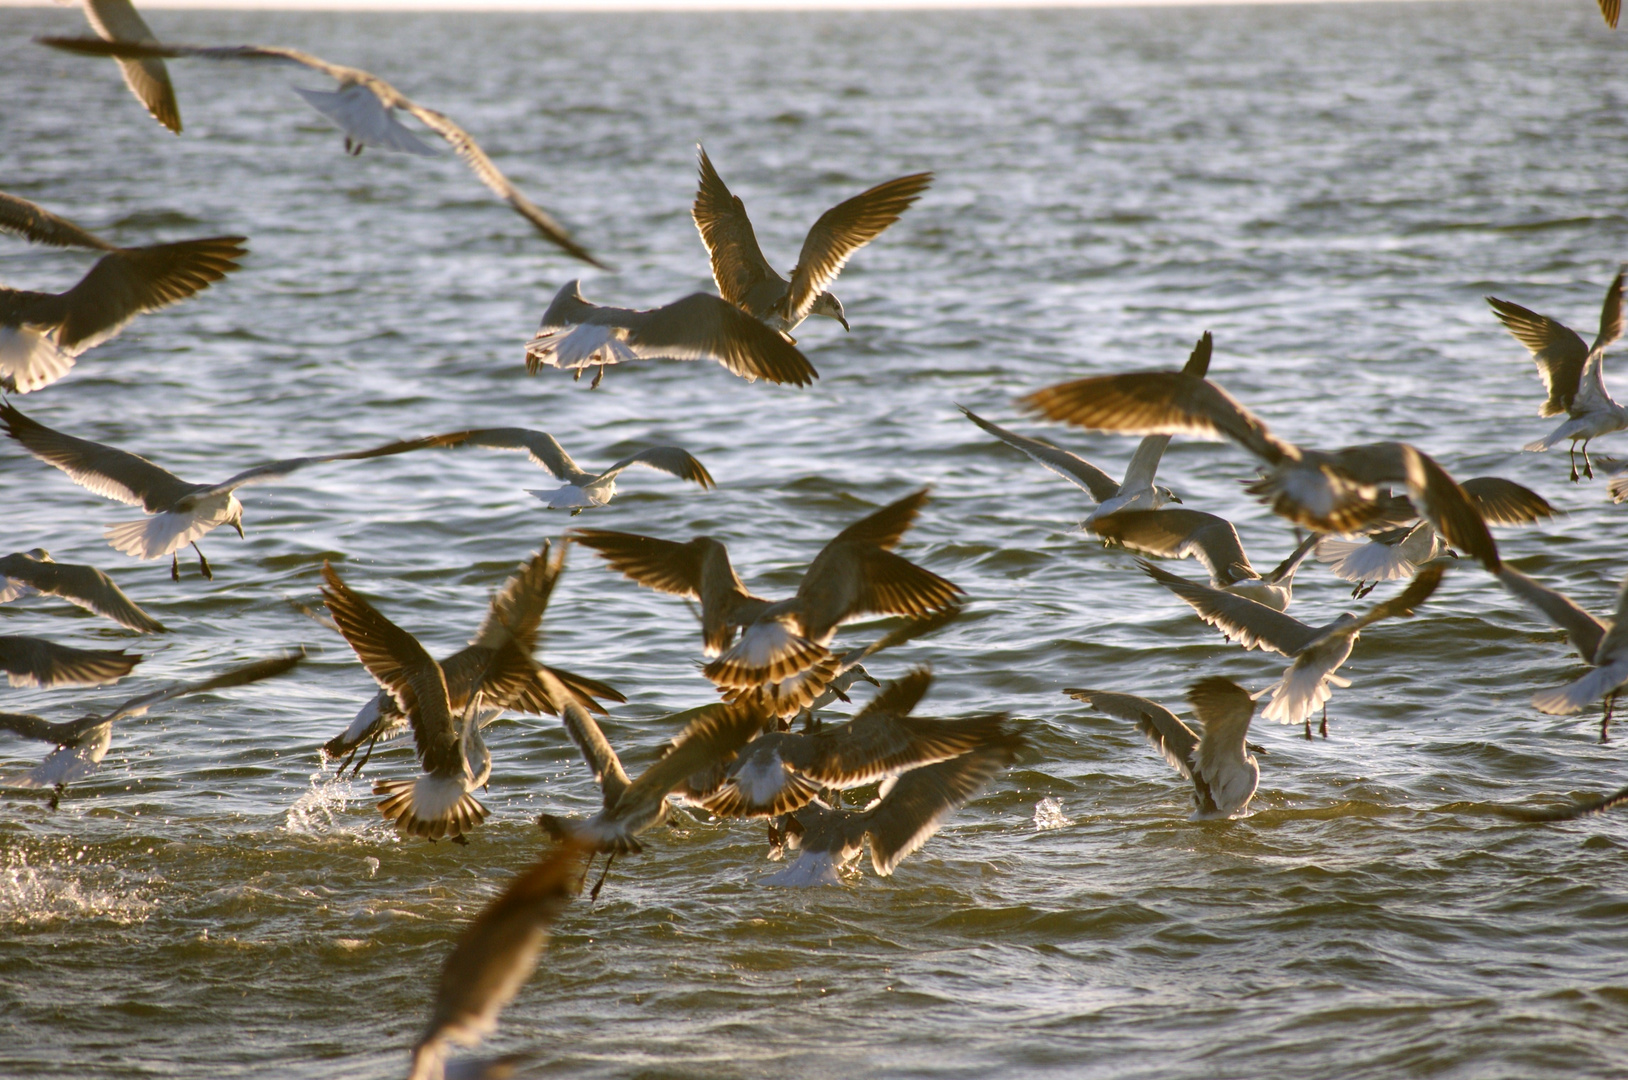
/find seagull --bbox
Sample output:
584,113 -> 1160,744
572,489 -> 962,694
321,563 -> 495,842
0,634 -> 141,689
1089,508 -> 1319,611
696,668 -> 1013,820
958,332 -> 1212,526
322,542 -> 625,775
692,147 -> 932,341
388,427 -> 713,513
1,190 -> 246,394
523,280 -> 817,389
1488,268 -> 1626,481
38,36 -> 601,267
0,549 -> 165,633
0,651 -> 301,808
409,839 -> 590,1080
1316,477 -> 1557,597
76,0 -> 181,134
1021,368 -> 1501,572
787,604 -> 965,729
1,402 -> 435,580
1140,560 -> 1446,737
1494,565 -> 1628,742
1065,677 -> 1260,819
762,732 -> 1023,887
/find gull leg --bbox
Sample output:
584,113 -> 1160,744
1569,445 -> 1581,483
1601,692 -> 1617,744
589,852 -> 616,903
49,784 -> 63,811
1319,704 -> 1329,739
348,734 -> 382,778
193,542 -> 213,580
590,363 -> 605,390
1582,440 -> 1595,480
171,552 -> 180,582
1304,716 -> 1313,741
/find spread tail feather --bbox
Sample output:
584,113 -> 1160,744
374,775 -> 489,841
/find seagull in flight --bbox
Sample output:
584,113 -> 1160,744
1066,678 -> 1261,820
39,35 -> 602,266
692,147 -> 932,342
1,402 -> 436,580
75,0 -> 182,134
1021,368 -> 1501,572
524,280 -> 817,389
1141,560 -> 1446,737
0,548 -> 166,633
390,427 -> 713,513
1488,268 -> 1625,481
0,651 -> 301,808
1090,508 -> 1319,612
1495,565 -> 1628,742
1,190 -> 245,394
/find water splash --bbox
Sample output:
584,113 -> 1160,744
1032,798 -> 1074,831
0,849 -> 152,926
283,768 -> 364,837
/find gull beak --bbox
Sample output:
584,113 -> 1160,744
232,519 -> 245,540
838,315 -> 851,332
1168,492 -> 1183,505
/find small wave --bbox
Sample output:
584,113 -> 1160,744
0,850 -> 152,927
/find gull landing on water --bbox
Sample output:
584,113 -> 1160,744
1141,560 -> 1446,738
1,549 -> 166,633
39,36 -> 602,267
1,403 -> 436,580
959,332 -> 1213,526
692,147 -> 932,341
524,280 -> 817,389
0,191 -> 245,394
1488,268 -> 1626,481
1494,566 -> 1628,742
1065,678 -> 1261,820
388,427 -> 713,513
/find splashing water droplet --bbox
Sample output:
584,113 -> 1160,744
1032,797 -> 1074,831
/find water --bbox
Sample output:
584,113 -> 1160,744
3,2 -> 1628,1076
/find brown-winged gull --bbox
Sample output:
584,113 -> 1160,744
1,548 -> 165,633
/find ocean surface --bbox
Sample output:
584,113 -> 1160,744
3,2 -> 1628,1077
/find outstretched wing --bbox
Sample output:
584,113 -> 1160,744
0,634 -> 141,689
0,553 -> 166,633
783,171 -> 933,326
1066,687 -> 1196,780
958,406 -> 1120,502
49,237 -> 248,354
0,191 -> 115,251
692,146 -> 780,312
599,447 -> 715,489
81,0 -> 182,134
1487,295 -> 1589,417
625,294 -> 817,386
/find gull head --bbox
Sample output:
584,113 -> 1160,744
24,548 -> 52,562
1156,485 -> 1182,506
812,292 -> 849,331
229,504 -> 246,539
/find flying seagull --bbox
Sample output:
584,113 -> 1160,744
322,563 -> 495,842
572,489 -> 962,694
762,731 -> 1022,887
958,332 -> 1212,526
692,147 -> 932,341
1020,368 -> 1501,572
0,548 -> 166,633
1141,560 -> 1446,737
1065,677 -> 1260,819
1,402 -> 436,580
1,190 -> 245,394
1494,565 -> 1628,742
38,35 -> 602,266
1090,508 -> 1319,612
1488,267 -> 1626,481
523,280 -> 817,389
387,427 -> 713,512
408,839 -> 590,1080
322,542 -> 624,775
0,634 -> 141,689
76,0 -> 182,134
0,651 -> 301,807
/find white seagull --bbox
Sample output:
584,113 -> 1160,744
1,190 -> 245,394
692,147 -> 932,341
1065,677 -> 1260,819
39,35 -> 601,266
1495,565 -> 1628,742
1488,268 -> 1626,481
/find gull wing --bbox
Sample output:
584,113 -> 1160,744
1021,371 -> 1296,466
0,192 -> 115,251
381,427 -> 583,480
0,634 -> 141,688
1186,677 -> 1256,783
470,542 -> 564,658
783,171 -> 933,327
796,514 -> 964,643
321,564 -> 461,777
1091,509 -> 1256,587
1492,783 -> 1628,822
958,406 -> 1119,502
1318,564 -> 1446,649
623,293 -> 817,386
1139,560 -> 1319,656
1065,687 -> 1196,780
608,699 -> 766,822
197,430 -> 443,496
1119,434 -> 1173,496
692,146 -> 781,313
1,401 -> 193,511
81,0 -> 182,134
0,552 -> 165,633
571,530 -> 763,654
598,446 -> 715,489
0,711 -> 76,745
1487,295 -> 1589,417
1336,443 -> 1500,573
863,733 -> 1022,876
1495,566 -> 1609,663
39,37 -> 364,83
1459,476 -> 1559,527
1591,267 -> 1626,355
92,651 -> 304,730
796,699 -> 1009,790
556,699 -> 632,810
1182,331 -> 1214,377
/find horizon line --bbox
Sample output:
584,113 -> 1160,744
1,0 -> 1465,10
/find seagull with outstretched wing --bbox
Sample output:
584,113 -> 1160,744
0,548 -> 166,633
1495,565 -> 1628,742
0,634 -> 141,689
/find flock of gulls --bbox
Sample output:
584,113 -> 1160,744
3,2 -> 1627,1078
